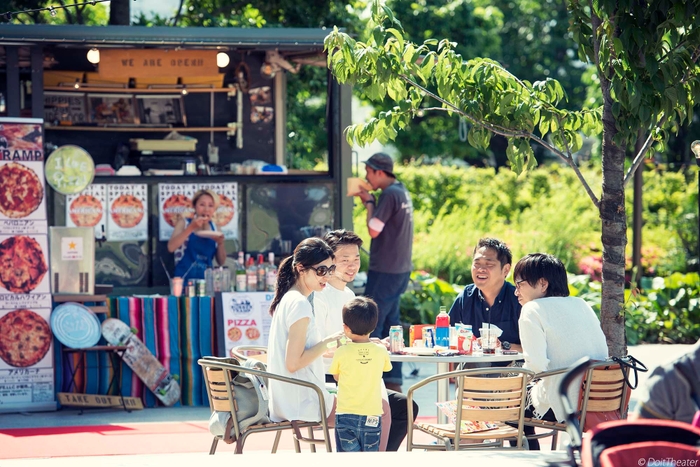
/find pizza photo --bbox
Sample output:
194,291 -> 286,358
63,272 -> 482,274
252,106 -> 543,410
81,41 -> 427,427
0,236 -> 48,294
0,124 -> 43,151
227,326 -> 242,342
245,327 -> 261,341
69,194 -> 103,227
0,309 -> 51,368
0,162 -> 44,218
162,194 -> 193,227
111,194 -> 145,228
213,194 -> 235,227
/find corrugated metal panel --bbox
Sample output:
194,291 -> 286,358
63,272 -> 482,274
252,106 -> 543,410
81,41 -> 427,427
0,24 -> 330,49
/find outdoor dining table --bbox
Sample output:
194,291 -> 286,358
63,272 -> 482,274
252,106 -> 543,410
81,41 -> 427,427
389,350 -> 524,423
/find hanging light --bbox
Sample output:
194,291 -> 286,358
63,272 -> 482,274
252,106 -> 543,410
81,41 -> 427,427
181,85 -> 188,96
49,6 -> 57,17
216,52 -> 230,68
73,78 -> 80,89
86,48 -> 100,64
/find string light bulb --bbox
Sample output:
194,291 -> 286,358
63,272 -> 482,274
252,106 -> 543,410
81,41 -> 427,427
49,6 -> 57,17
181,85 -> 188,96
74,78 -> 80,89
86,48 -> 100,64
216,52 -> 230,68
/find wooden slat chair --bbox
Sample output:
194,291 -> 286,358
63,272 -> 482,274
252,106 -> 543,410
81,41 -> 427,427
198,357 -> 332,454
230,345 -> 268,365
523,360 -> 631,449
407,367 -> 534,451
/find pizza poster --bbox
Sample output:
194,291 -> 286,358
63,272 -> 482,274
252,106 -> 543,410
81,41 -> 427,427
0,234 -> 51,300
157,183 -> 197,241
65,184 -> 107,239
0,119 -> 48,234
0,307 -> 56,413
197,182 -> 239,240
106,184 -> 148,241
217,292 -> 273,358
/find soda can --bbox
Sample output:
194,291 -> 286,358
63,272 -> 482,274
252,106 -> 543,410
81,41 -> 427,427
186,280 -> 195,297
196,279 -> 206,297
423,326 -> 435,348
389,325 -> 404,353
409,325 -> 416,347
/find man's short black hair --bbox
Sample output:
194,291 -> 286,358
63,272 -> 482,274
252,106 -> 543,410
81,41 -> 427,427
474,237 -> 513,267
513,253 -> 570,297
342,297 -> 379,336
323,229 -> 363,252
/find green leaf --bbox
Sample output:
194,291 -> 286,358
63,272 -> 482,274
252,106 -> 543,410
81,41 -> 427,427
612,102 -> 621,118
386,28 -> 404,51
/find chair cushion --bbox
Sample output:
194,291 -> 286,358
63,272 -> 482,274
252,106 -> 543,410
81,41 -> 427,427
416,422 -> 519,439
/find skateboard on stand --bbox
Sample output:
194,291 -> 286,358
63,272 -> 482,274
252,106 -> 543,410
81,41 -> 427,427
101,318 -> 181,406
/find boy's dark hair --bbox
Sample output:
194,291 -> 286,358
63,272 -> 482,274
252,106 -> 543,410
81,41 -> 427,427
342,297 -> 379,336
474,237 -> 513,267
513,253 -> 570,298
323,229 -> 363,251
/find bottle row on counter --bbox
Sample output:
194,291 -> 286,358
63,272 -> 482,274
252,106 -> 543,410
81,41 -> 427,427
181,252 -> 278,297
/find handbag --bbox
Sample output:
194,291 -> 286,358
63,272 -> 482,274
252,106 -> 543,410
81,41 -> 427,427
208,358 -> 271,442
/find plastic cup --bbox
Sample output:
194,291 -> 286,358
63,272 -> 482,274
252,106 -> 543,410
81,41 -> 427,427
479,328 -> 498,354
170,277 -> 184,297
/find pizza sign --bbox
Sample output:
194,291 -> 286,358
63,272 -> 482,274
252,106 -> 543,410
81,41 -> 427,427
44,145 -> 95,195
106,184 -> 148,241
65,184 -> 107,239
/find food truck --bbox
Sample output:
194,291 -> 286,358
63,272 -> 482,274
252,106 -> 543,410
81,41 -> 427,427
0,24 -> 354,411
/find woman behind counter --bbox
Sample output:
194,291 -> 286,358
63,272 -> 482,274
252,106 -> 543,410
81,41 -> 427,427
167,189 -> 227,280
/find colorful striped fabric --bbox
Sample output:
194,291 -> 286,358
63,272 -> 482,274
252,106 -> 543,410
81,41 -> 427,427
54,296 -> 219,407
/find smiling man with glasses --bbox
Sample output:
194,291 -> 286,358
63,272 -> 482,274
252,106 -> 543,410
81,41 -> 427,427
448,237 -> 523,353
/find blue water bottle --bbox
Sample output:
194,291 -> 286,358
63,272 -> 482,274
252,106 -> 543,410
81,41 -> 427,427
435,306 -> 450,347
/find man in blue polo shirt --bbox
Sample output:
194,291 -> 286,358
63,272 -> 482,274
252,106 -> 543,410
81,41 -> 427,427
449,237 -> 522,352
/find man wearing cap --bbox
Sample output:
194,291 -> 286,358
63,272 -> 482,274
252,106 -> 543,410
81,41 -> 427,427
356,152 -> 414,392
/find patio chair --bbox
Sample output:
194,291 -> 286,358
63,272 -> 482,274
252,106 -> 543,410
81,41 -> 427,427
523,359 -> 634,449
406,367 -> 534,450
230,345 -> 268,365
198,357 -> 332,454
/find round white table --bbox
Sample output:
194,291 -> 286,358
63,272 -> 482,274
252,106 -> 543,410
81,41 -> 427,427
390,351 -> 524,423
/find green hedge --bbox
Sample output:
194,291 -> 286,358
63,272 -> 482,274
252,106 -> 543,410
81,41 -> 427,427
352,162 -> 699,343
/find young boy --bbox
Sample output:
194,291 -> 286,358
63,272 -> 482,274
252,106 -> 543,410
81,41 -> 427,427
329,297 -> 392,452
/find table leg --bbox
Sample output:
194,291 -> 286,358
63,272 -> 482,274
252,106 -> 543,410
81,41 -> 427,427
109,349 -> 130,413
436,361 -> 449,424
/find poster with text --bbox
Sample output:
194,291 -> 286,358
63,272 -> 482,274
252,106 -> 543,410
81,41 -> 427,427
218,292 -> 273,358
0,119 -> 47,234
157,183 -> 197,241
197,182 -> 238,240
65,184 -> 107,239
106,184 -> 148,241
0,307 -> 55,413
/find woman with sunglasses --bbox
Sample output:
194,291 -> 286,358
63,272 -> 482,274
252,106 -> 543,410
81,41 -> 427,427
266,237 -> 391,449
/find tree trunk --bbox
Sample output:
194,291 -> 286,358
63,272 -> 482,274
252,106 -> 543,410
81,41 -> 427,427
109,0 -> 130,25
599,98 -> 628,358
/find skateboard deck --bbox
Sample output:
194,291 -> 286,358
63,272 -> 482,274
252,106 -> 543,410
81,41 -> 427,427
101,318 -> 181,406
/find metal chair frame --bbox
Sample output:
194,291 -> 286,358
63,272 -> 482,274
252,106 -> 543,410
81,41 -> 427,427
229,345 -> 268,365
523,360 -> 631,449
198,357 -> 332,454
406,367 -> 534,451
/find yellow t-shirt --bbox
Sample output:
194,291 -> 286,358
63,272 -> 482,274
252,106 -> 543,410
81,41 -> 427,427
328,342 -> 392,416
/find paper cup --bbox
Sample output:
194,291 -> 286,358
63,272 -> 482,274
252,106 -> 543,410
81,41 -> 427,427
170,277 -> 184,297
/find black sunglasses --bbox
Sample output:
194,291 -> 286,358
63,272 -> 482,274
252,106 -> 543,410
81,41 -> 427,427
308,264 -> 336,277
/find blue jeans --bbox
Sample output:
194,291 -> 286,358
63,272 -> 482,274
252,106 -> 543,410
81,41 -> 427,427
364,270 -> 411,385
335,414 -> 382,452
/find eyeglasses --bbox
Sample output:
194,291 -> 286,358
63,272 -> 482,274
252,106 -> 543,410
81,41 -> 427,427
515,279 -> 526,290
308,264 -> 336,277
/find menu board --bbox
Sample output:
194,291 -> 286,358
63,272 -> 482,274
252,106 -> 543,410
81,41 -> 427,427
0,117 -> 55,413
157,182 -> 239,241
157,183 -> 197,241
197,182 -> 239,240
106,184 -> 148,241
216,292 -> 273,358
65,184 -> 107,239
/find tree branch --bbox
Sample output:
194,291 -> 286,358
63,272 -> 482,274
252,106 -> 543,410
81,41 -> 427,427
402,76 -> 601,207
171,0 -> 185,26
